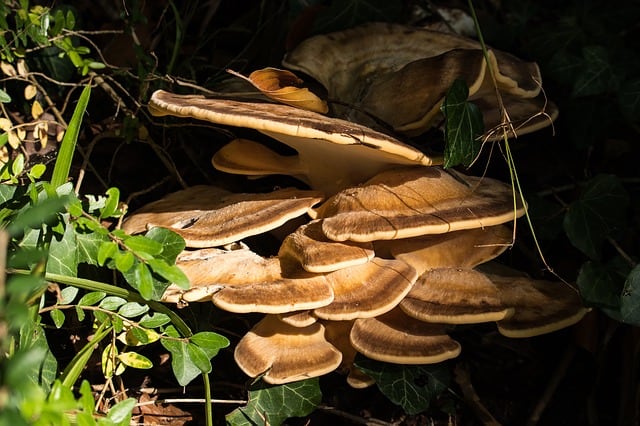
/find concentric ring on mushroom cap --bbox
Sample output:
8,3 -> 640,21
350,307 -> 461,364
316,167 -> 525,242
122,185 -> 324,248
149,90 -> 438,195
400,268 -> 514,324
234,315 -> 342,384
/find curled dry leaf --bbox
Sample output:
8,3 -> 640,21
31,100 -> 44,119
16,59 -> 28,76
0,61 -> 17,77
24,84 -> 37,100
35,121 -> 49,147
227,67 -> 328,114
0,117 -> 12,131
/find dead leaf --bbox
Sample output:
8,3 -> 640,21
227,67 -> 328,114
16,59 -> 28,76
24,84 -> 37,100
35,121 -> 48,147
0,118 -> 12,131
8,130 -> 21,149
0,62 -> 16,77
31,100 -> 44,119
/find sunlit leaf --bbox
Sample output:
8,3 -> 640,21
31,99 -> 44,119
100,187 -> 121,219
226,378 -> 321,426
146,258 -> 190,289
114,250 -> 135,273
228,67 -> 328,113
355,357 -> 449,415
118,302 -> 149,318
118,352 -> 153,369
187,342 -> 211,373
97,241 -> 118,266
47,216 -> 78,277
78,291 -> 106,306
190,331 -> 230,358
139,312 -> 171,328
441,79 -> 483,168
59,286 -> 79,304
106,397 -> 136,424
161,337 -> 200,386
145,227 -> 185,263
50,308 -> 65,328
124,235 -> 163,255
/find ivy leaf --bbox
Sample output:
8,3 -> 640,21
146,258 -> 190,289
47,216 -> 78,277
577,259 -> 628,313
145,227 -> 186,264
161,338 -> 200,386
563,174 -> 629,260
187,342 -> 212,374
440,79 -> 483,168
226,378 -> 322,426
355,357 -> 450,415
620,264 -> 640,325
190,331 -> 230,359
572,45 -> 614,97
75,230 -> 109,265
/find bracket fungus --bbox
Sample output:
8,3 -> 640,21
149,89 -> 437,195
122,185 -> 323,248
283,22 -> 557,138
234,315 -> 342,385
316,167 -> 525,242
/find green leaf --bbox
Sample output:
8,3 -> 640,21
620,264 -> 640,325
226,379 -> 322,426
133,262 -> 154,300
114,250 -> 135,273
6,194 -> 69,237
187,342 -> 212,373
190,331 -> 230,358
50,308 -> 65,328
563,174 -> 629,260
47,216 -> 78,277
577,259 -> 628,312
138,312 -> 171,328
99,296 -> 127,310
98,241 -> 118,266
51,84 -> 91,188
76,229 -> 110,265
106,397 -> 136,424
572,45 -> 613,97
0,88 -> 11,102
100,187 -> 120,219
79,380 -> 96,413
78,291 -> 106,306
118,352 -> 153,369
59,286 -> 79,304
145,226 -> 186,263
441,79 -> 483,168
146,258 -> 190,289
161,338 -> 200,386
355,357 -> 450,415
117,302 -> 149,318
124,235 -> 163,255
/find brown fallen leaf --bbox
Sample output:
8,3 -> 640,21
227,67 -> 328,113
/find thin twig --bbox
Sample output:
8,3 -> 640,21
317,404 -> 398,425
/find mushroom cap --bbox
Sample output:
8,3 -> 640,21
350,308 -> 461,364
234,315 -> 342,384
400,268 -> 513,324
122,185 -> 323,248
149,89 -> 438,195
283,22 -> 550,138
489,274 -> 590,338
164,246 -> 334,313
322,320 -> 375,389
277,310 -> 317,328
313,257 -> 418,321
278,220 -> 375,273
163,246 -> 281,303
316,167 -> 525,242
376,225 -> 513,276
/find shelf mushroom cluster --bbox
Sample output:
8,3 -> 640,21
123,23 -> 586,386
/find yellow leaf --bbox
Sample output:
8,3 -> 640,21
228,67 -> 328,114
16,59 -> 28,76
35,121 -> 48,147
8,131 -> 21,149
24,84 -> 37,100
31,100 -> 44,119
0,117 -> 12,131
56,128 -> 65,142
16,127 -> 26,141
0,62 -> 16,77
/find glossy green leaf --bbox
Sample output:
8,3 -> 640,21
100,187 -> 120,219
133,262 -> 154,300
146,258 -> 190,289
187,342 -> 212,373
117,301 -> 149,318
563,174 -> 629,260
124,235 -> 163,255
226,378 -> 321,426
106,397 -> 136,424
190,331 -> 230,358
99,296 -> 127,311
114,250 -> 135,273
144,226 -> 186,263
620,264 -> 640,325
138,312 -> 171,328
78,291 -> 106,306
47,216 -> 78,277
75,230 -> 110,265
59,286 -> 79,304
161,337 -> 200,386
441,79 -> 484,168
355,357 -> 450,415
97,241 -> 118,266
50,308 -> 65,328
51,84 -> 91,188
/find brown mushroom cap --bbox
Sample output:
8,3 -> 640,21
234,315 -> 342,384
350,308 -> 461,364
212,138 -> 306,178
277,310 -> 317,328
283,23 -> 552,139
489,274 -> 590,338
322,320 -> 375,389
149,89 -> 438,195
377,225 -> 513,276
278,220 -> 375,273
400,268 -> 513,324
313,258 -> 418,321
122,185 -> 323,248
316,167 -> 525,242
